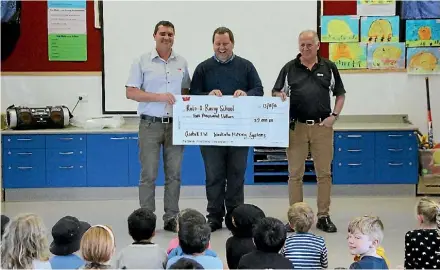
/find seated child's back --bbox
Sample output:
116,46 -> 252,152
238,217 -> 293,269
168,208 -> 217,259
404,197 -> 440,269
225,204 -> 266,269
166,222 -> 223,270
281,202 -> 328,269
49,216 -> 90,269
116,208 -> 167,269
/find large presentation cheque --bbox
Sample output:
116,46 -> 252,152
172,95 -> 290,147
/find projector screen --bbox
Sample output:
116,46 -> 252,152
102,1 -> 318,113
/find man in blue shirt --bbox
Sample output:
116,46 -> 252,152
126,21 -> 191,232
190,27 -> 263,232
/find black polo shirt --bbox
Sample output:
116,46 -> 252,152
272,54 -> 346,121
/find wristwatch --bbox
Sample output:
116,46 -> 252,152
331,112 -> 339,120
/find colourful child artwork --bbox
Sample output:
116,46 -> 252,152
360,16 -> 399,43
406,47 -> 440,75
406,19 -> 440,47
357,0 -> 396,16
329,43 -> 367,69
321,16 -> 359,42
367,43 -> 405,69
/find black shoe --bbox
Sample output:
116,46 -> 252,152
316,216 -> 337,233
285,223 -> 294,233
164,218 -> 177,232
208,221 -> 222,232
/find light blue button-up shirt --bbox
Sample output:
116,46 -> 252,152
126,49 -> 191,117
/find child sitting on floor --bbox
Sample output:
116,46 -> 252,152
238,217 -> 293,269
168,208 -> 216,259
281,202 -> 328,269
404,197 -> 440,269
225,203 -> 265,269
347,215 -> 388,269
115,208 -> 167,269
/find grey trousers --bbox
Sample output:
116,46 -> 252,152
138,119 -> 183,222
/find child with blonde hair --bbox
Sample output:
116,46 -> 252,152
404,197 -> 440,269
1,213 -> 51,269
347,215 -> 388,269
80,225 -> 115,269
280,202 -> 328,269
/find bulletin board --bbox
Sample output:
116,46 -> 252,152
1,1 -> 102,74
317,0 -> 440,74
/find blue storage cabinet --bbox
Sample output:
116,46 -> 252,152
2,135 -> 46,188
46,134 -> 86,187
333,130 -> 418,184
86,134 -> 130,187
374,131 -> 418,184
1,128 -> 419,188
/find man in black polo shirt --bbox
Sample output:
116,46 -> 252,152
272,30 -> 346,233
190,26 -> 264,232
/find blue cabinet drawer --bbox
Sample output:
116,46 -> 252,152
87,134 -> 129,187
47,165 -> 86,187
46,134 -> 86,149
375,131 -> 417,158
375,146 -> 417,159
334,132 -> 375,159
375,158 -> 418,184
46,149 -> 86,165
3,149 -> 45,165
2,135 -> 45,149
332,159 -> 375,184
2,164 -> 46,188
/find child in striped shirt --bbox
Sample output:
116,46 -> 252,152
281,202 -> 328,269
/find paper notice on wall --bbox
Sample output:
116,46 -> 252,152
47,0 -> 87,61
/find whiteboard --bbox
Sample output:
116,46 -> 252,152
102,1 -> 318,113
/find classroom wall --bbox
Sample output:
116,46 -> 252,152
1,74 -> 439,142
1,76 -> 102,118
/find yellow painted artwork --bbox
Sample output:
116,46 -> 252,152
321,16 -> 359,42
329,43 -> 367,70
367,43 -> 405,69
361,16 -> 399,43
406,48 -> 440,75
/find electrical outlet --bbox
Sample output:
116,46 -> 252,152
79,94 -> 88,102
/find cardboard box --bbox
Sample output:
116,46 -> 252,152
417,175 -> 440,195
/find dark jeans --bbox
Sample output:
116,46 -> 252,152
200,146 -> 249,224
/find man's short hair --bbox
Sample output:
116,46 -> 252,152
348,215 -> 384,244
154,20 -> 175,35
127,208 -> 156,242
169,258 -> 204,269
288,202 -> 314,233
212,26 -> 235,44
253,217 -> 286,253
178,222 -> 211,254
299,29 -> 320,45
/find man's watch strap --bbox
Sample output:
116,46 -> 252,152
331,112 -> 339,119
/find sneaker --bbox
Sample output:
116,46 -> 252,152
316,216 -> 337,233
164,218 -> 177,232
285,222 -> 294,233
208,221 -> 222,232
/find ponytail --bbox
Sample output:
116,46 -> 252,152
436,204 -> 440,236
